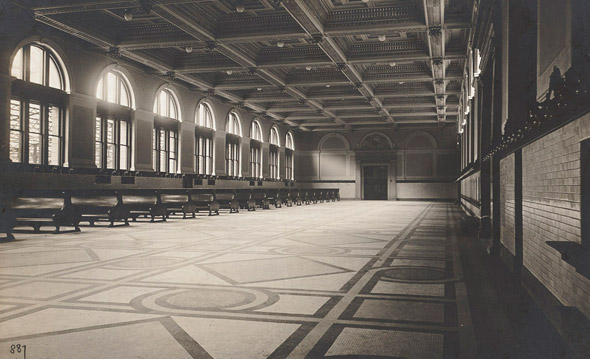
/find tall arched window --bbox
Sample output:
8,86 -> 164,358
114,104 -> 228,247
250,119 -> 263,178
195,102 -> 215,175
226,112 -> 241,177
285,131 -> 295,180
269,126 -> 280,179
95,69 -> 133,170
10,43 -> 68,166
153,88 -> 180,173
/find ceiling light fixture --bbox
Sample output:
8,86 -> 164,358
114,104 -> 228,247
257,87 -> 262,91
236,1 -> 245,13
306,66 -> 312,71
398,81 -> 405,85
389,61 -> 396,67
123,9 -> 133,21
185,46 -> 193,53
362,0 -> 370,3
227,70 -> 233,75
378,34 -> 386,42
277,40 -> 284,48
325,84 -> 331,88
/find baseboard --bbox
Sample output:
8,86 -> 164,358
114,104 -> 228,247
499,243 -> 517,273
521,267 -> 590,358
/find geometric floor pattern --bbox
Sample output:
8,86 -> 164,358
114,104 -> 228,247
0,201 -> 475,359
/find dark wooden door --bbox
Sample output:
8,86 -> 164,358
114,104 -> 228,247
363,166 -> 388,200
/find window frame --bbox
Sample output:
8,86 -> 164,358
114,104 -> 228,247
269,126 -> 280,180
195,102 -> 215,175
153,126 -> 179,174
9,43 -> 68,166
95,115 -> 131,171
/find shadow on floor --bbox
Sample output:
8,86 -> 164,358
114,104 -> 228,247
457,232 -> 578,359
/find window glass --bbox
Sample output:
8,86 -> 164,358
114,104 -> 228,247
48,57 -> 62,90
11,48 -> 23,79
29,45 -> 44,85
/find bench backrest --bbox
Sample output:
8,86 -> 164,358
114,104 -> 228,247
252,192 -> 267,200
122,195 -> 157,206
191,193 -> 214,203
160,194 -> 189,204
215,193 -> 234,201
71,195 -> 118,207
235,191 -> 251,200
10,197 -> 65,210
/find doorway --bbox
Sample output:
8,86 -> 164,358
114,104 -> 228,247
363,166 -> 388,200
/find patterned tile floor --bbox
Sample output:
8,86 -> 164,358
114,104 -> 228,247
0,201 -> 475,359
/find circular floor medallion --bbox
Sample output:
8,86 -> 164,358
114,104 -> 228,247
156,289 -> 256,310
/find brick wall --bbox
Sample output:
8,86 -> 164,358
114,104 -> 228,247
521,114 -> 590,317
500,153 -> 516,255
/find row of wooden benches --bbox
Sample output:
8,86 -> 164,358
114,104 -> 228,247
0,188 -> 340,240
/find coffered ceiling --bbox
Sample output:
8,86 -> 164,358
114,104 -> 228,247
30,0 -> 475,132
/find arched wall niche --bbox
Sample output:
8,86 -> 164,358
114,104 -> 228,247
318,133 -> 351,151
405,131 -> 437,149
358,132 -> 395,151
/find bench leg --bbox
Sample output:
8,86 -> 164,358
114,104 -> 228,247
54,225 -> 60,234
75,225 -> 81,232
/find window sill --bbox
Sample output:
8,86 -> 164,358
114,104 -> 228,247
546,241 -> 590,280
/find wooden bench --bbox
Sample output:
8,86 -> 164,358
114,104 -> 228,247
292,189 -> 303,206
122,192 -> 167,222
311,189 -> 321,204
235,190 -> 256,211
325,189 -> 336,202
71,192 -> 129,226
9,194 -> 81,233
215,190 -> 239,213
279,189 -> 293,207
266,189 -> 282,208
0,195 -> 17,240
191,190 -> 220,216
301,189 -> 312,205
252,189 -> 270,210
161,192 -> 195,219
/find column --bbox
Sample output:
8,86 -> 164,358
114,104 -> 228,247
133,109 -> 154,171
67,92 -> 98,168
180,121 -> 195,173
0,74 -> 15,163
214,130 -> 226,176
262,142 -> 270,178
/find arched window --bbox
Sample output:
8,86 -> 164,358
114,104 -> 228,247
95,69 -> 133,170
10,43 -> 68,166
195,102 -> 215,175
269,126 -> 280,179
250,119 -> 263,178
153,88 -> 179,120
226,112 -> 241,177
285,131 -> 295,180
153,88 -> 180,173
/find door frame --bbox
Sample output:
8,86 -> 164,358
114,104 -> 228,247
361,163 -> 390,200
